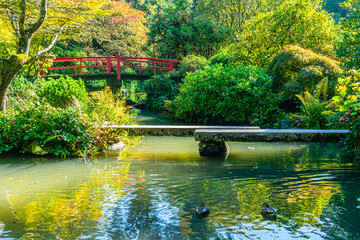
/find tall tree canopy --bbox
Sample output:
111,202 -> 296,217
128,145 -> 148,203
147,0 -> 231,59
0,0 -> 148,112
336,0 -> 360,70
195,0 -> 283,36
230,0 -> 338,66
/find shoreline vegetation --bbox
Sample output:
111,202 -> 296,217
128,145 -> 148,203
1,0 -> 360,159
0,76 -> 140,157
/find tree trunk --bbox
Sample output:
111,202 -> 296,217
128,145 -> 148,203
0,56 -> 26,113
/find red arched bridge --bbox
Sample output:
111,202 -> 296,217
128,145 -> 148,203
41,55 -> 181,91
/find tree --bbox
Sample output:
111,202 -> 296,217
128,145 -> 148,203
336,0 -> 360,70
147,0 -> 231,59
82,1 -> 148,56
124,0 -> 157,12
195,0 -> 283,36
323,0 -> 349,22
268,45 -> 343,99
231,0 -> 338,66
0,0 -> 148,112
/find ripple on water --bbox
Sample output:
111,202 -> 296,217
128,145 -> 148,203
1,141 -> 360,240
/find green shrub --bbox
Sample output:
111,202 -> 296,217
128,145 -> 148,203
7,76 -> 42,111
88,87 -> 133,126
173,64 -> 281,125
1,78 -> 137,157
176,55 -> 209,75
0,103 -> 92,157
143,75 -> 179,111
234,0 -> 337,66
292,79 -> 331,129
267,45 -> 343,99
209,49 -> 234,66
37,76 -> 89,108
331,72 -> 360,159
336,0 -> 360,70
85,80 -> 107,88
87,87 -> 137,152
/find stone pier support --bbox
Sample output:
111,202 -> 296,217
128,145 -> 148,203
198,139 -> 229,157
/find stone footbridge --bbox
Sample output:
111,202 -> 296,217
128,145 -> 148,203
108,125 -> 349,156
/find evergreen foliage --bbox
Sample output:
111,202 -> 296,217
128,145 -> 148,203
176,55 -> 209,75
147,0 -> 232,59
336,0 -> 360,70
0,103 -> 92,157
267,45 -> 343,99
331,72 -> 360,159
231,0 -> 338,66
37,76 -> 89,108
293,79 -> 331,129
324,0 -> 349,22
143,75 -> 178,112
173,64 -> 281,125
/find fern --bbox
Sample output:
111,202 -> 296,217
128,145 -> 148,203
294,78 -> 330,129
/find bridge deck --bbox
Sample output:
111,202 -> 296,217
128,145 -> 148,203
194,129 -> 349,142
110,125 -> 260,136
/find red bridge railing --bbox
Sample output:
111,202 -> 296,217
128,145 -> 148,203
41,56 -> 181,80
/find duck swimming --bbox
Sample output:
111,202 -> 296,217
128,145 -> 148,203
196,203 -> 210,215
260,202 -> 276,217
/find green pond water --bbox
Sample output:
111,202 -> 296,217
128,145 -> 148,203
0,110 -> 360,239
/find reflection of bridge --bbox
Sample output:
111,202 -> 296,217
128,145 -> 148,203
41,56 -> 181,92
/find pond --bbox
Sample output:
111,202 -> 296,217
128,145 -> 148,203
0,136 -> 360,240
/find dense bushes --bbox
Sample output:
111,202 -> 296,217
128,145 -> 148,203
143,75 -> 178,111
173,64 -> 281,125
147,0 -> 231,59
37,76 -> 89,108
336,0 -> 360,70
267,45 -> 343,99
1,76 -> 135,157
0,103 -> 92,157
233,0 -> 337,66
292,79 -> 332,129
86,87 -> 136,152
176,55 -> 209,75
331,72 -> 360,158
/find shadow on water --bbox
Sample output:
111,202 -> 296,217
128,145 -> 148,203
1,136 -> 360,239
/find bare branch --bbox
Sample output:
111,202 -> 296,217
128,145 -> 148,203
5,8 -> 20,39
26,0 -> 47,35
18,0 -> 26,37
35,30 -> 60,57
27,54 -> 54,64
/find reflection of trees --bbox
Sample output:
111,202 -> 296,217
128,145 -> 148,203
7,161 -> 140,240
320,177 -> 360,240
200,176 -> 341,233
3,141 -> 355,239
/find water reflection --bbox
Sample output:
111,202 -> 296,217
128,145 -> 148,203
0,138 -> 360,239
2,159 -> 141,239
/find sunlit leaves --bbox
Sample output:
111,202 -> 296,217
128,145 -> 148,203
147,0 -> 232,59
196,0 -> 282,36
336,0 -> 360,70
234,0 -> 338,66
0,0 -> 149,58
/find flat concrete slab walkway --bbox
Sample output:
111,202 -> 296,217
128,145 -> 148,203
194,129 -> 349,142
110,125 -> 259,136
